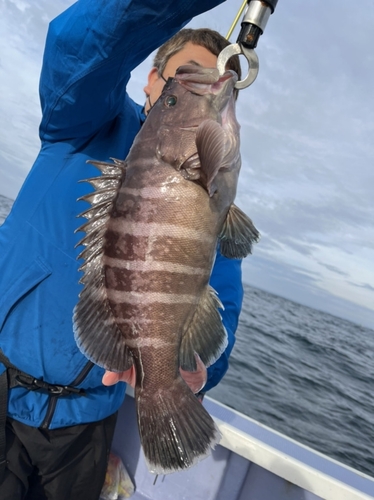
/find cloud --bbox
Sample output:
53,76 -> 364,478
349,282 -> 374,293
1,0 -> 373,327
0,0 -> 72,198
317,262 -> 349,277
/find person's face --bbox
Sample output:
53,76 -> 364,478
143,41 -> 218,114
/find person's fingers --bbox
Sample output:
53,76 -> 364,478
102,371 -> 121,386
102,366 -> 136,387
179,354 -> 207,394
102,357 -> 206,394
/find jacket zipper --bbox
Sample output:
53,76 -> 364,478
41,361 -> 95,429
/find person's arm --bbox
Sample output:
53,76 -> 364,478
204,250 -> 243,392
39,0 -> 226,143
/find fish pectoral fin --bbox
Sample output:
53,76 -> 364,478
219,204 -> 260,259
195,119 -> 226,197
180,285 -> 228,371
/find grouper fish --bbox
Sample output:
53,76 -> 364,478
73,65 -> 259,474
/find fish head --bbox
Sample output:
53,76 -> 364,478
141,65 -> 241,181
161,65 -> 238,124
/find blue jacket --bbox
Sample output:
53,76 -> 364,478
0,0 -> 243,429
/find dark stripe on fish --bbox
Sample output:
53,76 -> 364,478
104,231 -> 215,265
106,300 -> 196,323
105,267 -> 208,294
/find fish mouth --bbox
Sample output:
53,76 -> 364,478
174,65 -> 237,97
175,65 -> 237,129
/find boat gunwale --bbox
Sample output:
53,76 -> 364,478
204,395 -> 374,500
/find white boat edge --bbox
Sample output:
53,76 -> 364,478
205,396 -> 374,500
115,387 -> 374,500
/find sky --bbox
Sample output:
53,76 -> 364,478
1,0 -> 374,328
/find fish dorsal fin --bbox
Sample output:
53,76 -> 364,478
179,285 -> 228,371
73,159 -> 133,371
75,159 -> 126,261
195,120 -> 226,196
219,203 -> 260,259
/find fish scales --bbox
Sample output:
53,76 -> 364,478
74,65 -> 260,474
104,168 -> 217,389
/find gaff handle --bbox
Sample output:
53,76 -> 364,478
237,0 -> 278,50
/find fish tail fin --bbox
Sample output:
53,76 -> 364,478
136,378 -> 220,474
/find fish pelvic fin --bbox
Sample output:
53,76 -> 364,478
180,285 -> 227,371
73,159 -> 133,371
136,378 -> 220,475
219,203 -> 260,259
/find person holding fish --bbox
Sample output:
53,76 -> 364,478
0,0 -> 259,498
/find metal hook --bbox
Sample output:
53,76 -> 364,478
217,43 -> 259,90
217,0 -> 259,90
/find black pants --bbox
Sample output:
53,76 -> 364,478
0,412 -> 118,500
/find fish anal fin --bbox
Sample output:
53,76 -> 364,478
219,204 -> 260,259
180,285 -> 227,371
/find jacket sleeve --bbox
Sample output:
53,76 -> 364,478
204,251 -> 243,392
39,0 -> 225,142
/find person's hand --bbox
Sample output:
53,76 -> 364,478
102,354 -> 207,394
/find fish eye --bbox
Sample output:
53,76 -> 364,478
165,95 -> 177,107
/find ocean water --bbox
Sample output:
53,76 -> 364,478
210,284 -> 374,477
1,193 -> 373,477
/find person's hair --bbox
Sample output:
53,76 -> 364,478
154,28 -> 241,99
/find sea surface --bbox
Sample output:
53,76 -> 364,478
1,193 -> 373,477
210,284 -> 374,477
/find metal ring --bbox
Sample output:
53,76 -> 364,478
217,43 -> 259,90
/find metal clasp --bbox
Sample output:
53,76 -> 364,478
218,0 -> 278,90
217,43 -> 259,90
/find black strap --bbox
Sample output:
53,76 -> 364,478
0,350 -> 87,481
8,371 -> 86,397
0,351 -> 86,397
